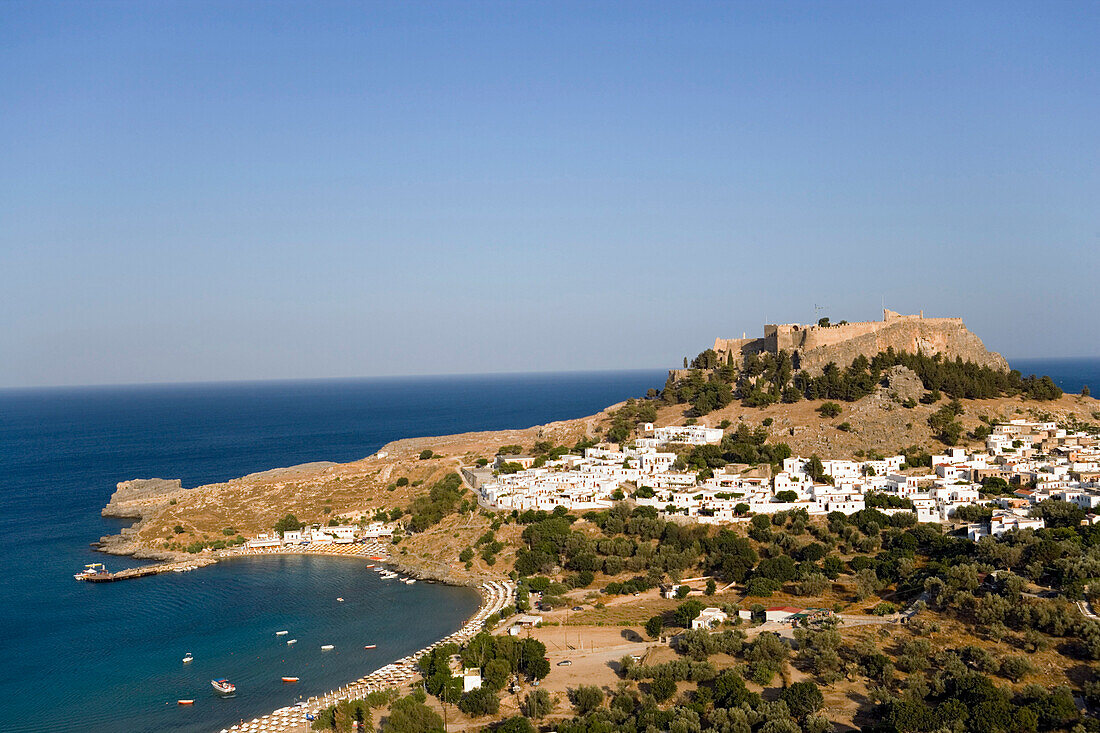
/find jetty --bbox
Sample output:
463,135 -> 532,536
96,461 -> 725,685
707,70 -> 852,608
74,557 -> 216,582
75,540 -> 394,583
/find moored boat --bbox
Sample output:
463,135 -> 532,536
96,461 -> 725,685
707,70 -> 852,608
211,678 -> 236,695
178,699 -> 194,705
275,630 -> 288,636
287,639 -> 297,645
363,644 -> 376,649
182,652 -> 193,663
281,676 -> 299,683
320,644 -> 334,651
74,563 -> 109,581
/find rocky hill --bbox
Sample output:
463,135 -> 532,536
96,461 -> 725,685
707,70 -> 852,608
711,309 -> 1007,374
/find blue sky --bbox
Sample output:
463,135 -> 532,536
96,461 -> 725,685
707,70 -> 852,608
1,2 -> 1097,387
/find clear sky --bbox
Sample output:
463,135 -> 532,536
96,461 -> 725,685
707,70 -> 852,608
2,2 -> 1097,387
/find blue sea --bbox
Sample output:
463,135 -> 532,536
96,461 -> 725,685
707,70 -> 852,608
0,369 -> 667,733
1010,357 -> 1098,395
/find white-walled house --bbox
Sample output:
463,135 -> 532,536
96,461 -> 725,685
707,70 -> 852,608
692,607 -> 729,629
967,511 -> 1045,541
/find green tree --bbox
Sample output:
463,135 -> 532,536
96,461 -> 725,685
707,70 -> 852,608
746,631 -> 789,684
645,614 -> 664,639
649,676 -> 677,702
381,690 -> 444,733
458,686 -> 500,716
568,685 -> 604,714
274,513 -> 304,535
522,689 -> 554,719
780,680 -> 824,719
672,599 -> 705,628
494,718 -> 536,733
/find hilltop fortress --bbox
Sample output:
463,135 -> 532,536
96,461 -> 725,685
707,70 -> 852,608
711,309 -> 1009,374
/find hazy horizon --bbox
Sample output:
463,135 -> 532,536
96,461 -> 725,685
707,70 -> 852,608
1,356 -> 1095,392
3,2 -> 1098,388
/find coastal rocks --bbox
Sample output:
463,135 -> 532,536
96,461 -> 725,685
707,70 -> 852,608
102,478 -> 185,518
98,478 -> 192,560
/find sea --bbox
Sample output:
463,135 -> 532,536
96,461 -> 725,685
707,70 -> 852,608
0,369 -> 667,733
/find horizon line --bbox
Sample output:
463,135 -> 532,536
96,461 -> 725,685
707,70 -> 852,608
1,354 -> 1097,392
0,366 -> 673,393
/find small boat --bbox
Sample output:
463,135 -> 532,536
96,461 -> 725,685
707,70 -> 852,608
182,653 -> 193,663
404,579 -> 416,584
276,630 -> 288,636
336,597 -> 344,602
211,679 -> 236,695
366,564 -> 374,569
177,699 -> 194,705
363,644 -> 376,649
320,644 -> 334,651
74,563 -> 109,581
287,639 -> 297,645
282,676 -> 299,683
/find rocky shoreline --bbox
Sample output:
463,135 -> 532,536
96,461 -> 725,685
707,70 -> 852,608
96,478 -> 193,560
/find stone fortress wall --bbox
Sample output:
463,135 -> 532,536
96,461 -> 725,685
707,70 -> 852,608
711,309 -> 1007,375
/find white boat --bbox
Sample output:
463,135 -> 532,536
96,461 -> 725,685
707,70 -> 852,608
74,563 -> 109,581
183,653 -> 193,663
336,597 -> 344,602
320,644 -> 334,651
287,639 -> 297,645
211,678 -> 236,695
404,579 -> 416,584
275,630 -> 288,636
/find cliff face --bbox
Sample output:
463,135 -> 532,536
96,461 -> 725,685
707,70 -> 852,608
712,311 -> 1008,375
795,317 -> 1009,374
102,478 -> 186,518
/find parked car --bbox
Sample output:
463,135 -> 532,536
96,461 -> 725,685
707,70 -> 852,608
557,660 -> 572,666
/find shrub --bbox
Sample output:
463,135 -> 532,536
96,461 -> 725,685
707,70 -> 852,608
816,402 -> 842,418
522,689 -> 554,719
458,686 -> 500,716
649,676 -> 676,702
781,680 -> 824,719
568,685 -> 604,715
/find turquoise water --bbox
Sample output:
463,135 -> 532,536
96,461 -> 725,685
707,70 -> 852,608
0,370 -> 666,732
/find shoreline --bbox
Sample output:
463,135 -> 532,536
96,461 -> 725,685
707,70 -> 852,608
82,540 -> 513,733
216,567 -> 515,733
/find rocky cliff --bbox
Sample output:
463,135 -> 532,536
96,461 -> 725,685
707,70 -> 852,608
98,478 -> 190,558
795,316 -> 1009,374
712,310 -> 1008,375
102,478 -> 186,518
